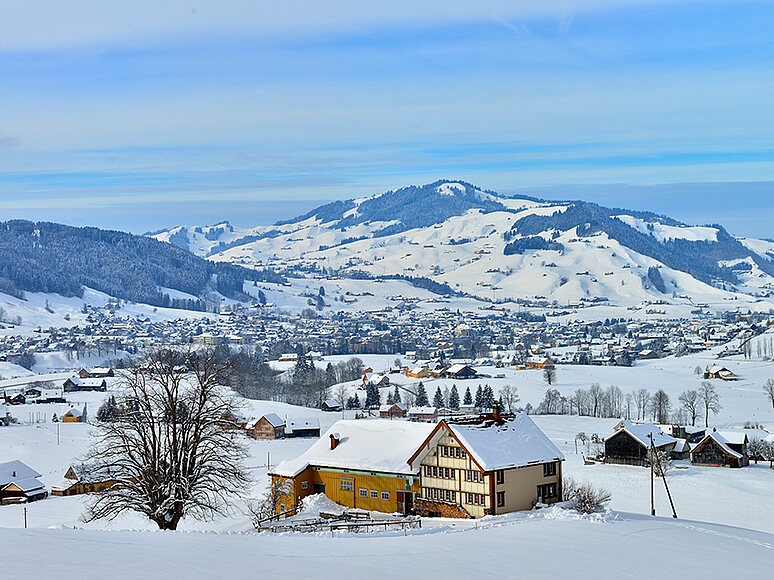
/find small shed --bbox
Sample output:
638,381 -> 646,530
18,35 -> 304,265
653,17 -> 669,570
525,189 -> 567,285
321,399 -> 342,412
246,413 -> 286,439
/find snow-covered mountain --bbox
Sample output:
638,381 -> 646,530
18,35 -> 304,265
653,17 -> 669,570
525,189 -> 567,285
152,180 -> 774,310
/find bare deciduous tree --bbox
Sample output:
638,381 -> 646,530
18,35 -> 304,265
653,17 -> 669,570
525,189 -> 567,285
678,389 -> 702,426
499,385 -> 520,412
543,367 -> 556,386
763,378 -> 774,409
698,381 -> 721,428
81,349 -> 249,530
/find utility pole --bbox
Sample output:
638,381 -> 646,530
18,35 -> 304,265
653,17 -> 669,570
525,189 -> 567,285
57,421 -> 60,445
648,433 -> 655,516
23,506 -> 27,529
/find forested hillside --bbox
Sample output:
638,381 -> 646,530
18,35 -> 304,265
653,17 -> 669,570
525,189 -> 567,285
0,221 -> 283,309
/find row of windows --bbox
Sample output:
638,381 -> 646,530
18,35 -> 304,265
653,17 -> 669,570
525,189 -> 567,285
464,470 -> 483,483
465,492 -> 488,506
338,479 -> 390,501
423,487 -> 456,503
424,465 -> 456,479
439,445 -> 466,459
359,488 -> 390,501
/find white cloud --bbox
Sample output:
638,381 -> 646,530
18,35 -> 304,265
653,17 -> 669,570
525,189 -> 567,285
0,1 -> 698,51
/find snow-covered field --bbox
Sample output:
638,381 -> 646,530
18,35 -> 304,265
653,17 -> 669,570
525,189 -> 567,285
4,508 -> 773,579
2,350 -> 774,577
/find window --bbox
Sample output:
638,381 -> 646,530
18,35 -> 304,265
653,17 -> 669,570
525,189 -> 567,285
301,481 -> 308,490
497,491 -> 505,507
544,462 -> 556,477
537,483 -> 557,501
359,488 -> 368,497
432,466 -> 438,477
370,490 -> 379,499
496,470 -> 504,485
381,491 -> 390,500
280,503 -> 286,512
340,479 -> 353,491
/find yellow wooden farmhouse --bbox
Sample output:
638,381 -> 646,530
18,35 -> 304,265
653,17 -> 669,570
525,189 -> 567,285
61,405 -> 87,423
270,408 -> 564,519
51,464 -> 117,496
269,420 -> 434,515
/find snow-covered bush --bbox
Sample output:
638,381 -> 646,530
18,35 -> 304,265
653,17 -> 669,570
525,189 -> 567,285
563,477 -> 611,514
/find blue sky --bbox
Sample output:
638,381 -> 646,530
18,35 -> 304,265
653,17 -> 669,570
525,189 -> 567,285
1,1 -> 773,236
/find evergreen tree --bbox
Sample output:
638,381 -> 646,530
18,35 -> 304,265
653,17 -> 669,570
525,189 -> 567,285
96,395 -> 119,422
474,385 -> 483,409
449,384 -> 460,410
365,383 -> 380,409
393,384 -> 401,404
433,387 -> 445,409
482,385 -> 495,410
325,362 -> 336,386
346,394 -> 362,409
386,391 -> 395,405
463,386 -> 472,405
415,382 -> 429,407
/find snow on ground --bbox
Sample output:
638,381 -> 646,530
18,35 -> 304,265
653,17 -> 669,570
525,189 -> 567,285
4,508 -> 773,579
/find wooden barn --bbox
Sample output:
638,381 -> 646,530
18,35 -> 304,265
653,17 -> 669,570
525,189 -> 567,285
442,364 -> 478,380
321,399 -> 341,412
246,413 -> 285,439
63,377 -> 107,392
691,430 -> 749,468
285,418 -> 321,438
604,423 -> 676,466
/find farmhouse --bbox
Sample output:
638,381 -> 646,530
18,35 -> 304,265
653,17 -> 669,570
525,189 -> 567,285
0,460 -> 48,504
270,407 -> 563,519
705,365 -> 738,381
691,430 -> 749,468
78,367 -> 115,378
604,423 -> 676,466
246,413 -> 285,439
51,464 -> 117,496
379,403 -> 407,419
62,405 -> 87,423
269,420 -> 435,516
409,409 -> 564,518
408,406 -> 438,423
525,356 -> 556,370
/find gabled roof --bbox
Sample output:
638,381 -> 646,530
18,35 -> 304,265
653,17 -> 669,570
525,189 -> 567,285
286,417 -> 320,433
444,413 -> 565,471
261,413 -> 285,428
716,430 -> 748,446
271,419 -> 434,478
0,460 -> 41,486
693,431 -> 742,459
3,477 -> 46,493
605,423 -> 676,448
408,406 -> 437,415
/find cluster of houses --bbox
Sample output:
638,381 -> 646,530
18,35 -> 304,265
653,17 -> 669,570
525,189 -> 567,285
604,420 -> 751,469
269,403 -> 565,519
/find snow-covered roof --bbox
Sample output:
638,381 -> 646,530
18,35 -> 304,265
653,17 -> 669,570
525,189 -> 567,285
695,432 -> 742,459
715,430 -> 747,446
3,477 -> 46,492
408,406 -> 437,415
445,363 -> 472,373
286,418 -> 320,433
271,419 -> 435,478
262,413 -> 285,428
445,413 -> 564,471
606,423 -> 676,448
323,399 -> 340,407
379,403 -> 406,412
64,406 -> 86,418
0,460 -> 42,486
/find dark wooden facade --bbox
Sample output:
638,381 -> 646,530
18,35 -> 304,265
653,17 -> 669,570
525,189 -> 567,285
604,430 -> 650,466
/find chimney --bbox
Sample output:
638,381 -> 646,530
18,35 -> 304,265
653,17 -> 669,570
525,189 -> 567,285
492,400 -> 501,421
330,433 -> 340,450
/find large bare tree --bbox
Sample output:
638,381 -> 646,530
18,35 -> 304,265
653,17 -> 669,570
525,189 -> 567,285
82,349 -> 249,530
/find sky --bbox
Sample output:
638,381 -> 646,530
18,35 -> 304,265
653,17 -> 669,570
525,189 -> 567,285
1,1 -> 774,237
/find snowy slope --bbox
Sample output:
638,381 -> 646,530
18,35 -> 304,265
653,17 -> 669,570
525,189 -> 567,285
153,181 -> 774,312
3,509 -> 773,579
